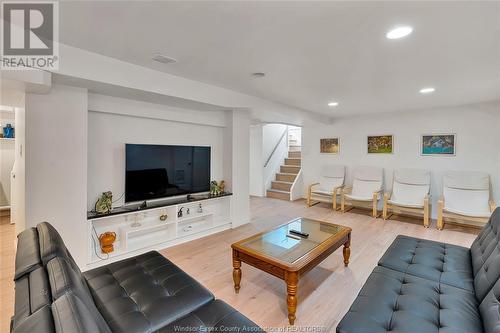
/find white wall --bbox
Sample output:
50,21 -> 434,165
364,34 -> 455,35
302,103 -> 500,218
0,111 -> 15,207
25,84 -> 88,267
87,109 -> 226,210
249,124 -> 264,196
12,104 -> 26,234
224,110 -> 250,227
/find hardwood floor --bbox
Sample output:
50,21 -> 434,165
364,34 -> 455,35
0,217 -> 15,333
0,198 -> 478,333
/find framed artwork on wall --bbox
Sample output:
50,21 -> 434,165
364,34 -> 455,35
421,134 -> 456,156
367,135 -> 393,154
320,138 -> 339,154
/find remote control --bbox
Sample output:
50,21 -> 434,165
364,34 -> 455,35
289,229 -> 309,238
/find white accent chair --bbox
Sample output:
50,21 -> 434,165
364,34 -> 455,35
437,171 -> 496,230
341,166 -> 384,218
307,165 -> 345,211
383,169 -> 431,227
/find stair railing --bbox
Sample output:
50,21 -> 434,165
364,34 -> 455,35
263,127 -> 288,168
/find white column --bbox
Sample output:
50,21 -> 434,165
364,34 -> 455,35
25,84 -> 88,268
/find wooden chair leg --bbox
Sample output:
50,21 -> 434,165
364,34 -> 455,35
341,193 -> 346,213
372,193 -> 379,218
437,200 -> 444,230
332,190 -> 337,211
423,198 -> 430,228
382,194 -> 389,220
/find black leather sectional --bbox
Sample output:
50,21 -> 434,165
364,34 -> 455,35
337,208 -> 500,333
11,222 -> 263,333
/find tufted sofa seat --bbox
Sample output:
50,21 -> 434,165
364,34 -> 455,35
378,235 -> 474,291
338,207 -> 500,333
11,222 -> 264,333
83,251 -> 214,333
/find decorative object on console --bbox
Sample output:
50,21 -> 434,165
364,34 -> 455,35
218,180 -> 226,193
421,134 -> 456,155
320,138 -> 339,154
367,135 -> 393,154
197,203 -> 203,213
210,181 -> 220,195
210,180 -> 226,195
95,191 -> 113,214
187,208 -> 190,215
178,207 -> 184,218
2,123 -> 14,138
98,231 -> 116,254
159,214 -> 168,221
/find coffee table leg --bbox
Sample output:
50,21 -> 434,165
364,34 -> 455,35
343,236 -> 351,267
285,271 -> 298,325
232,253 -> 242,293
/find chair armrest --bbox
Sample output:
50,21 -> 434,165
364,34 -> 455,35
308,183 -> 320,191
438,195 -> 444,204
383,192 -> 391,200
373,189 -> 382,200
490,200 -> 497,213
333,185 -> 345,193
342,186 -> 353,195
424,194 -> 431,203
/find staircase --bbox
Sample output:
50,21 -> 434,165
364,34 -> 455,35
266,140 -> 301,201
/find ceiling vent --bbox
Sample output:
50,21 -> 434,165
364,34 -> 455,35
152,53 -> 177,64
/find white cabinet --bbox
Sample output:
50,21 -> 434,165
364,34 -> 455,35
87,195 -> 231,269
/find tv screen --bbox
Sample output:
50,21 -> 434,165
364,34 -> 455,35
125,144 -> 211,203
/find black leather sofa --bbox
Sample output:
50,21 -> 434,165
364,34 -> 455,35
11,222 -> 264,333
337,208 -> 500,333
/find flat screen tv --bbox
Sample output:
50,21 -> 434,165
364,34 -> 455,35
125,144 -> 211,203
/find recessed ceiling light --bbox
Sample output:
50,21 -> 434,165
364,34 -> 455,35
152,53 -> 177,64
252,72 -> 266,78
419,87 -> 436,94
328,102 -> 339,107
386,26 -> 413,39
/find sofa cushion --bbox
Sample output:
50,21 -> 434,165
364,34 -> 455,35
378,235 -> 474,292
337,266 -> 482,333
83,251 -> 214,333
52,292 -> 111,333
15,227 -> 42,280
36,222 -> 79,272
13,267 -> 52,329
471,208 -> 500,302
46,257 -> 111,331
12,306 -> 54,333
470,209 -> 500,275
479,277 -> 500,333
158,300 -> 264,332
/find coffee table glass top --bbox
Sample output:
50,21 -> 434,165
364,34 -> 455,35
237,218 -> 347,264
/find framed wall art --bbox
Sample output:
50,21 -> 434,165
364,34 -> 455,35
367,135 -> 393,154
421,134 -> 456,156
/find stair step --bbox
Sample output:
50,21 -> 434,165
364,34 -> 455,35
289,145 -> 301,152
276,173 -> 297,182
271,180 -> 293,191
280,165 -> 300,174
266,189 -> 290,201
284,158 -> 301,166
288,151 -> 301,158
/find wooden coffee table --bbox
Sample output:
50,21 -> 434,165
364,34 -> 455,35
231,217 -> 352,325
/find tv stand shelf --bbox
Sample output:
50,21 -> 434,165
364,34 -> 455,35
87,194 -> 232,269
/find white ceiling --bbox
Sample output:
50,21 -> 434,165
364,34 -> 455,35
59,1 -> 500,116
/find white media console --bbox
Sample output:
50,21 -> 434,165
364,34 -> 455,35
87,194 -> 232,269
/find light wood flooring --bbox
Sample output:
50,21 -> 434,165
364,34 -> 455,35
0,198 -> 479,333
